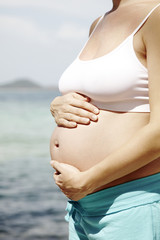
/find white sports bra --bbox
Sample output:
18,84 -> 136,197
59,3 -> 160,112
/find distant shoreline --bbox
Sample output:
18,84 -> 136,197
0,79 -> 58,91
0,87 -> 59,92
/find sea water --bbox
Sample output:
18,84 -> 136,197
0,89 -> 68,240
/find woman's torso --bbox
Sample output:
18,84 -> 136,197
50,1 -> 160,192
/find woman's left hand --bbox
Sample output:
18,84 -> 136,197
50,160 -> 92,201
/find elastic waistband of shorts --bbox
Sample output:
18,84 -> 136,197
68,173 -> 160,216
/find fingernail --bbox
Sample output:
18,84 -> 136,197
84,118 -> 90,123
91,115 -> 97,120
85,97 -> 90,101
71,122 -> 77,126
94,108 -> 99,114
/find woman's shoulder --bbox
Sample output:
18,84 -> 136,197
89,16 -> 102,36
143,2 -> 160,35
141,2 -> 160,55
145,1 -> 160,21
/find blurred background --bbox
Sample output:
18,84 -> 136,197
0,1 -> 112,239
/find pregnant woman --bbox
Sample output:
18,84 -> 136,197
50,0 -> 160,239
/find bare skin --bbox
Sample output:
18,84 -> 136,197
50,92 -> 100,128
50,0 -> 160,200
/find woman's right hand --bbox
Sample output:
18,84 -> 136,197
50,92 -> 100,128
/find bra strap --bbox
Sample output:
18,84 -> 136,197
89,15 -> 104,38
132,3 -> 160,36
77,15 -> 104,58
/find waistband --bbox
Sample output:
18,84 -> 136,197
68,173 -> 160,216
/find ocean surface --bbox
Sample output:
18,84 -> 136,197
0,89 -> 68,240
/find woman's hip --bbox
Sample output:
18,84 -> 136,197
66,172 -> 160,218
66,173 -> 160,240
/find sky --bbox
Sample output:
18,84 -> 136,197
0,0 -> 112,87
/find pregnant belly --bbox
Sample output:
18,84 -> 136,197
51,123 -> 112,171
50,111 -> 150,172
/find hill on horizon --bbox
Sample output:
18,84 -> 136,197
0,79 -> 43,89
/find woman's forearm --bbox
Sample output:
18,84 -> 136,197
86,123 -> 160,191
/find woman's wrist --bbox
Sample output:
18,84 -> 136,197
82,167 -> 101,194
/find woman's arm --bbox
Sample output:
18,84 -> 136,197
51,10 -> 160,200
50,92 -> 99,128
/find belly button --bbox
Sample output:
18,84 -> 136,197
54,139 -> 59,148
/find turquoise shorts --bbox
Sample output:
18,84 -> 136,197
65,173 -> 160,240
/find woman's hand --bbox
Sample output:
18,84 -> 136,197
50,160 -> 93,201
50,92 -> 99,128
